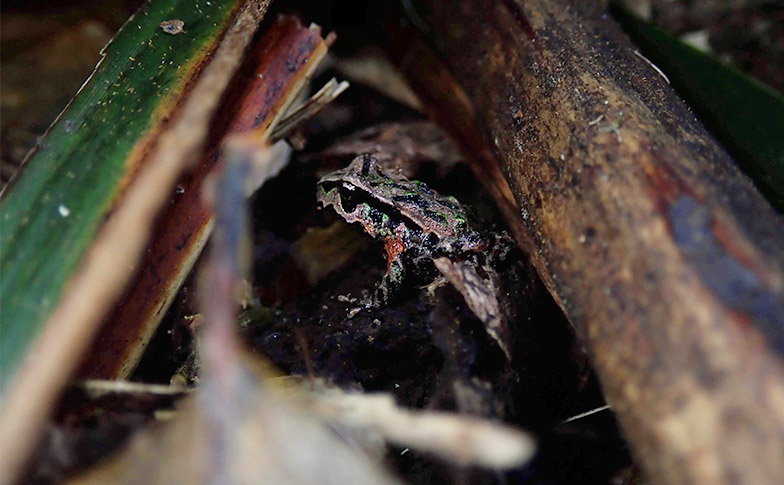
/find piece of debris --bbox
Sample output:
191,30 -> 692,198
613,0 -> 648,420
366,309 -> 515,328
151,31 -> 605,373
159,20 -> 185,35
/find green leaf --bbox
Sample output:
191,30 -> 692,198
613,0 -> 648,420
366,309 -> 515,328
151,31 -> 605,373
0,0 -> 245,395
612,6 -> 784,212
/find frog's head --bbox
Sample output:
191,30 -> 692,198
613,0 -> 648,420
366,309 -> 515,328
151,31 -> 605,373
316,156 -> 393,235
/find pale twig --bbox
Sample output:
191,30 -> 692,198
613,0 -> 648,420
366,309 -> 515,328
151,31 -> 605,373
200,143 -> 256,484
76,380 -> 190,398
310,389 -> 536,469
561,404 -> 612,424
634,49 -> 670,84
588,114 -> 604,126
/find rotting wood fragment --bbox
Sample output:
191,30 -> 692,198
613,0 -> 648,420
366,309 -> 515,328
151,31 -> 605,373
433,257 -> 513,360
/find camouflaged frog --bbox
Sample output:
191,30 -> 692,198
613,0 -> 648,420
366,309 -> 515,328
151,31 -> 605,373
317,155 -> 486,295
317,155 -> 513,358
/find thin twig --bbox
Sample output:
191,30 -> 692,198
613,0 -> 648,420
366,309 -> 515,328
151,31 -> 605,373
561,404 -> 612,424
634,49 -> 670,84
76,380 -> 190,398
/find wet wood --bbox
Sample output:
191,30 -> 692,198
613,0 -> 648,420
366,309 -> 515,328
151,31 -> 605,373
392,1 -> 784,483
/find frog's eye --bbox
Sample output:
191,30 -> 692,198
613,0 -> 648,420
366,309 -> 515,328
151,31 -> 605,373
423,232 -> 440,250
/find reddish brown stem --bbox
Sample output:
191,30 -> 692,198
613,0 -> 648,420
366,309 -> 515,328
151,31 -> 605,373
79,17 -> 329,379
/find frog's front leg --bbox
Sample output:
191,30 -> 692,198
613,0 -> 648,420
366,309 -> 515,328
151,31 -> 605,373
373,237 -> 407,305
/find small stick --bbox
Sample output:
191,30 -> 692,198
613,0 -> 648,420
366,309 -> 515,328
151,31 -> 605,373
76,379 -> 190,398
634,49 -> 670,84
561,404 -> 612,424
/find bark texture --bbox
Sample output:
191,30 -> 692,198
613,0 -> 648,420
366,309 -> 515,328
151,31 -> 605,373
397,1 -> 784,482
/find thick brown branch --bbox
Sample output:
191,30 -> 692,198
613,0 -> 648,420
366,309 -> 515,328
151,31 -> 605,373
391,1 -> 784,482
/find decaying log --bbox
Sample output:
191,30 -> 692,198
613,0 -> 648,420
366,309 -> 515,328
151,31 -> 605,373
390,1 -> 784,483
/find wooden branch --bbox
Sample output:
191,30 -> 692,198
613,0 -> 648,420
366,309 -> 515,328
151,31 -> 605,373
391,1 -> 784,482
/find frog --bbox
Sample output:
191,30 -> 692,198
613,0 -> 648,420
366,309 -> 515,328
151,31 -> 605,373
316,154 -> 513,359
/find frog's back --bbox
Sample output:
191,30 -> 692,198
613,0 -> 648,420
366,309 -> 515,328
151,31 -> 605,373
318,155 -> 487,253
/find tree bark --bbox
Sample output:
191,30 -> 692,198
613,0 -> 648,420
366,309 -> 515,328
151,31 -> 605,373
391,1 -> 784,482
